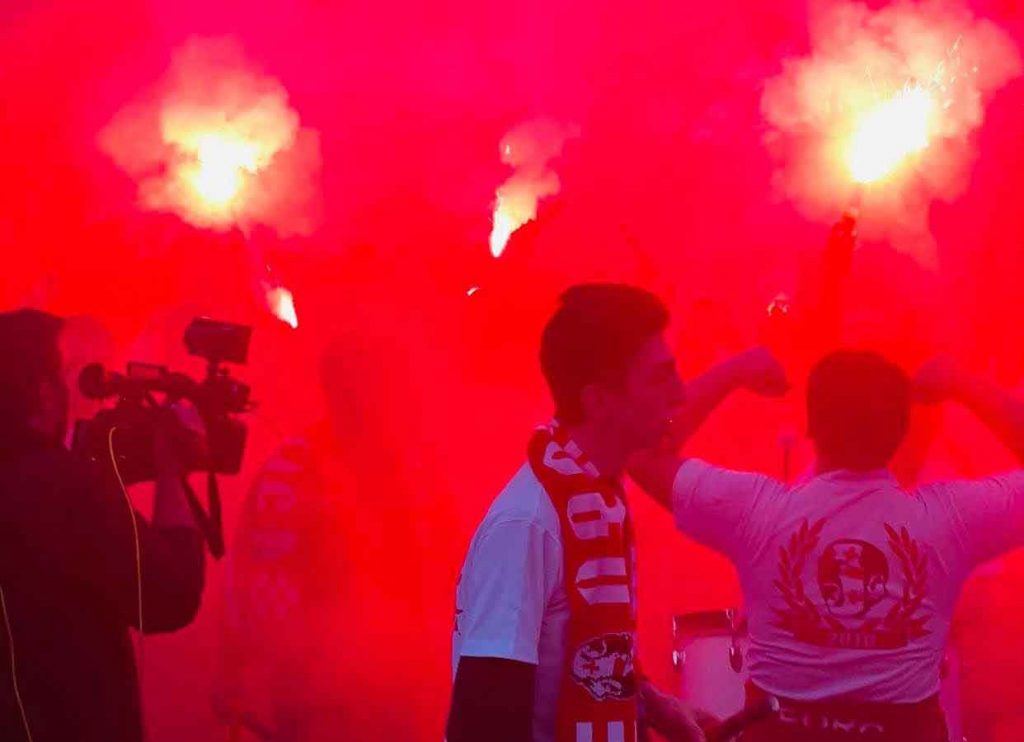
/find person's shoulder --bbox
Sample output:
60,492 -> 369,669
677,457 -> 788,496
248,428 -> 324,490
238,432 -> 322,525
913,470 -> 1024,501
479,462 -> 561,540
261,435 -> 314,477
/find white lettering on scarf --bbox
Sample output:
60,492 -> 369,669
576,557 -> 631,605
544,441 -> 586,476
575,720 -> 633,742
567,492 -> 627,540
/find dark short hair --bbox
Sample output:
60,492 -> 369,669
540,284 -> 669,425
0,309 -> 64,442
807,350 -> 910,471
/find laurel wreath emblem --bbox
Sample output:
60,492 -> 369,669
773,518 -> 930,640
773,518 -> 827,633
881,523 -> 930,639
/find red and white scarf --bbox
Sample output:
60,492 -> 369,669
527,423 -> 640,742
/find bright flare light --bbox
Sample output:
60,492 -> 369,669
847,85 -> 936,184
265,285 -> 299,328
488,172 -> 561,259
101,37 -> 321,236
159,104 -> 290,226
187,133 -> 261,208
489,196 -> 520,258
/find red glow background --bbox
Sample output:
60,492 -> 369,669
3,1 -> 1024,740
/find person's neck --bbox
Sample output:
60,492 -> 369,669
814,458 -> 839,476
814,455 -> 891,477
562,421 -> 627,480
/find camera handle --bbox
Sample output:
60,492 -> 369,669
181,472 -> 226,559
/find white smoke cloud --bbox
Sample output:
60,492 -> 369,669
100,36 -> 321,236
761,0 -> 1020,256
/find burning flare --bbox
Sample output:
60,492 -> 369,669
489,196 -> 517,259
847,84 -> 936,184
489,185 -> 555,259
265,284 -> 299,329
187,133 -> 261,208
489,120 -> 577,258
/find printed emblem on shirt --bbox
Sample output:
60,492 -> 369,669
570,632 -> 637,701
773,519 -> 930,650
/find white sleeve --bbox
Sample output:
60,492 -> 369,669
671,458 -> 786,559
455,518 -> 562,666
921,471 -> 1024,566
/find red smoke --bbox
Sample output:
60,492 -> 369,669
1,1 -> 1024,741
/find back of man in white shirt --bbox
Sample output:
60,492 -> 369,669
671,462 -> 1024,702
631,351 -> 1024,741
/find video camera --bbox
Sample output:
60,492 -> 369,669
71,318 -> 255,557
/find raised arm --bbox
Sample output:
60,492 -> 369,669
914,356 -> 1024,465
631,347 -> 789,507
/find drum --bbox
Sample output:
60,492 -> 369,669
672,609 -> 749,720
672,609 -> 965,742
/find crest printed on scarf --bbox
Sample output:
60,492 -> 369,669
570,632 -> 637,702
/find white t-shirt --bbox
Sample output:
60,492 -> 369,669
672,460 -> 1024,703
452,463 -> 569,742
